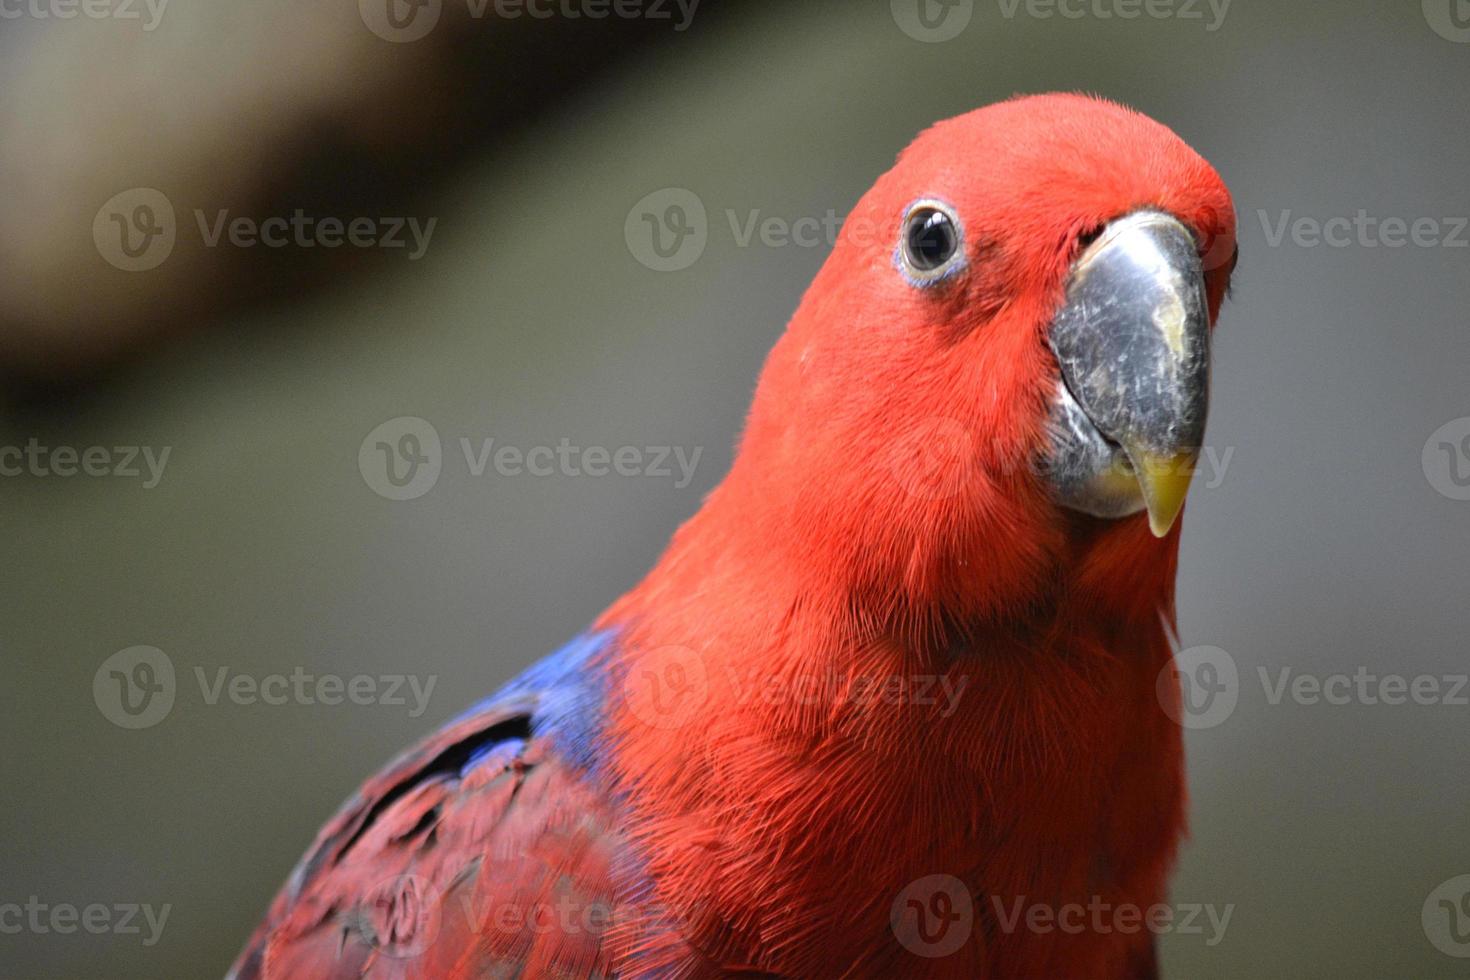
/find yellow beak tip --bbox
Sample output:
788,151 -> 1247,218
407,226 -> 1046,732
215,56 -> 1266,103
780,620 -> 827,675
1147,509 -> 1182,539
1129,451 -> 1198,538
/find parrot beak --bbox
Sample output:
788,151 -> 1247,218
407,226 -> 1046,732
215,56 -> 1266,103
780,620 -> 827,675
1043,211 -> 1211,538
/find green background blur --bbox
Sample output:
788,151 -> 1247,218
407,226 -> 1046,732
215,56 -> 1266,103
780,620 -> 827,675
3,1 -> 1469,976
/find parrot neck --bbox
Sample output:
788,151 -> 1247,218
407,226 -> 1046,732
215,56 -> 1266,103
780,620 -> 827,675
595,459 -> 1185,975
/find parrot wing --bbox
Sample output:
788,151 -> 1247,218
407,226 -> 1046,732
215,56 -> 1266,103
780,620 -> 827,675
227,634 -> 715,979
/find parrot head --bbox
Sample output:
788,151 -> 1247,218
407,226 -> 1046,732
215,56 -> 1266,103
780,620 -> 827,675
726,93 -> 1237,617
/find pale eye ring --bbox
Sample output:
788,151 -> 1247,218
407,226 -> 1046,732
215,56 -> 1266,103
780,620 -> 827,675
897,200 -> 965,286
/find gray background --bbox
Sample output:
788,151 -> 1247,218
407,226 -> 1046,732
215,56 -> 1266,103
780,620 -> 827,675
2,1 -> 1469,976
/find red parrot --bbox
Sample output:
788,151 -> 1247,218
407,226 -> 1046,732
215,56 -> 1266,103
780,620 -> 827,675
231,92 -> 1237,978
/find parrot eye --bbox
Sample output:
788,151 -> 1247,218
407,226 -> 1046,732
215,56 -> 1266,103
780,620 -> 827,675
898,201 -> 965,286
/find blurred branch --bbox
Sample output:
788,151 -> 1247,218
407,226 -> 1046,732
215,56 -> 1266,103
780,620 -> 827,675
0,0 -> 746,400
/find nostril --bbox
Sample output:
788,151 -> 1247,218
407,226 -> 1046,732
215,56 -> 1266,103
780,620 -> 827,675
1070,224 -> 1106,265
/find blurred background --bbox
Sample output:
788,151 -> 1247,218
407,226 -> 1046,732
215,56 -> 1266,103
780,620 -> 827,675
2,1 -> 1468,976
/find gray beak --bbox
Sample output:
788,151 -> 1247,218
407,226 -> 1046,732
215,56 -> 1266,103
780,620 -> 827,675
1044,211 -> 1212,537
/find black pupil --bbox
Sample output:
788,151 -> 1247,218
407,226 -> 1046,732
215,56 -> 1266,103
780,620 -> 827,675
907,210 -> 957,270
